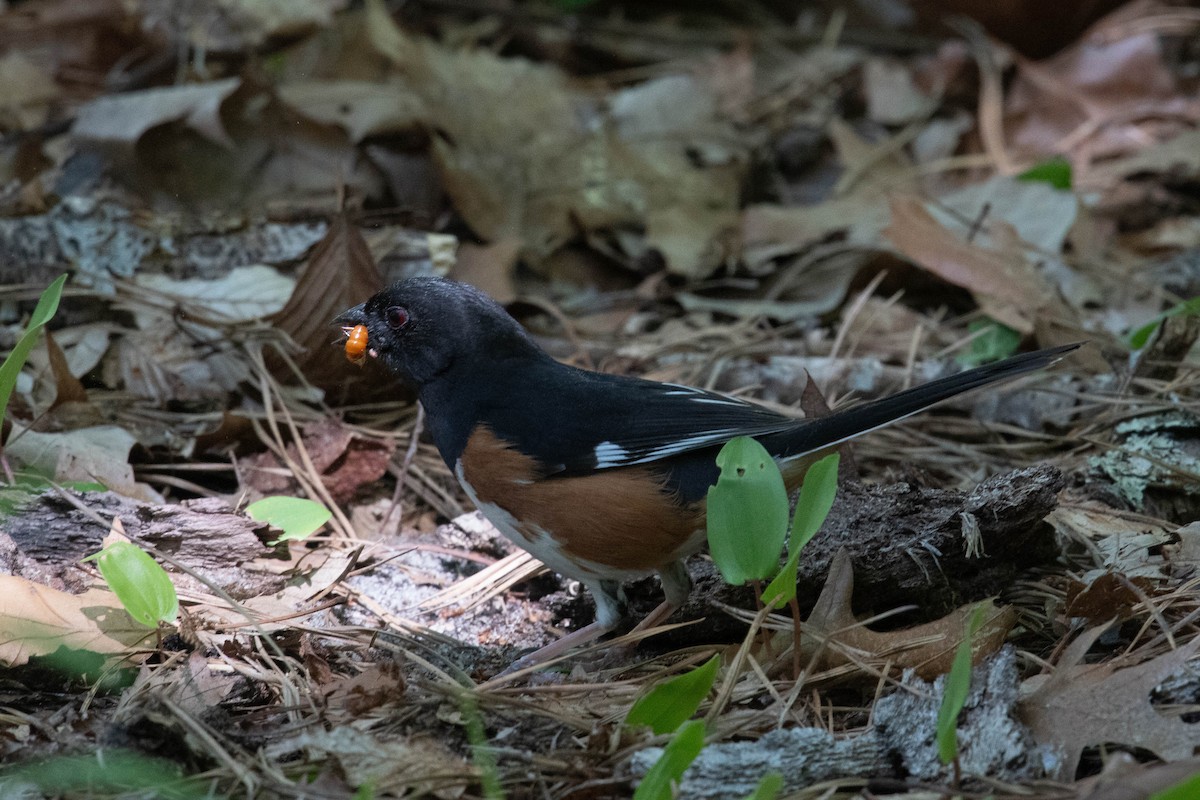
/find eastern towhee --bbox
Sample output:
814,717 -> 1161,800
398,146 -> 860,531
336,277 -> 1079,668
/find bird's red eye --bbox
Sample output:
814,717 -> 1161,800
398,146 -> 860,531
386,306 -> 409,329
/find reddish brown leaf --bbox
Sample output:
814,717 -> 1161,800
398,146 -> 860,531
267,215 -> 387,399
44,329 -> 88,410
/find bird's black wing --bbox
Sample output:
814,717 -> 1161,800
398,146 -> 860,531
481,343 -> 1081,477
480,363 -> 802,476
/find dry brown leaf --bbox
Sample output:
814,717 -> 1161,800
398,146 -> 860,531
883,195 -> 1052,333
242,417 -> 394,504
1087,130 -> 1200,189
5,423 -> 161,502
279,80 -> 426,142
0,51 -> 60,130
0,575 -> 152,667
268,215 -> 387,396
451,238 -> 521,305
1018,625 -> 1200,779
1006,0 -> 1196,165
73,79 -> 241,152
325,661 -> 407,716
364,0 -> 742,278
1065,573 -> 1156,623
265,727 -> 473,797
1075,754 -> 1200,800
795,548 -> 1016,680
44,329 -> 87,409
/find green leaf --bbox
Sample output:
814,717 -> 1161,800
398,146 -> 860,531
742,771 -> 783,800
935,603 -> 988,765
1128,295 -> 1200,350
707,437 -> 788,585
626,655 -> 720,735
787,453 -> 840,551
633,720 -> 706,800
1017,156 -> 1072,189
87,542 -> 178,628
0,274 -> 67,425
246,496 -> 332,543
762,453 -> 840,607
958,319 -> 1022,367
1149,772 -> 1200,800
0,749 -> 208,800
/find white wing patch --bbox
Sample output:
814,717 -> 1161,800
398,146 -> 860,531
594,440 -> 630,468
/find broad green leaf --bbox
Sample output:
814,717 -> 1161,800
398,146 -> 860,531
88,542 -> 178,628
1149,772 -> 1200,800
0,274 -> 67,424
633,720 -> 706,800
958,318 -> 1021,367
762,453 -> 840,607
742,771 -> 783,800
707,437 -> 788,585
1018,156 -> 1072,190
246,496 -> 332,543
626,655 -> 720,735
936,603 -> 988,765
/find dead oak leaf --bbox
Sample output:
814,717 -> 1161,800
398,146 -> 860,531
1018,625 -> 1200,779
0,575 -> 152,667
793,548 -> 1016,680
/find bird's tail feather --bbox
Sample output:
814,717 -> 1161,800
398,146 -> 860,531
775,342 -> 1081,461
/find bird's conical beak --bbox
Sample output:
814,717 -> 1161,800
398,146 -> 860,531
334,303 -> 366,328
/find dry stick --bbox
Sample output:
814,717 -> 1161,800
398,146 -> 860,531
951,17 -> 1014,175
828,269 -> 888,368
705,603 -> 775,723
250,349 -> 356,539
788,595 -> 803,679
384,403 -> 426,531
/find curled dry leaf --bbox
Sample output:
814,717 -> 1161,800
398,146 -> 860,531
267,215 -> 387,395
791,548 -> 1016,681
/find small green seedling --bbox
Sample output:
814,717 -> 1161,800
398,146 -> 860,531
0,274 -> 67,426
626,655 -> 720,735
1018,156 -> 1072,190
763,452 -> 839,607
632,719 -> 706,800
707,437 -> 789,585
936,603 -> 989,772
742,772 -> 783,800
1148,772 -> 1200,800
958,318 -> 1022,367
84,541 -> 178,628
708,439 -> 839,601
457,690 -> 505,800
1129,295 -> 1200,350
246,496 -> 332,544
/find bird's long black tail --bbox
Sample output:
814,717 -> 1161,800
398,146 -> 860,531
775,342 -> 1081,460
